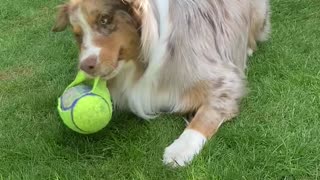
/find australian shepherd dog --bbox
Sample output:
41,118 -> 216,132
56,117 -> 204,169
52,0 -> 271,167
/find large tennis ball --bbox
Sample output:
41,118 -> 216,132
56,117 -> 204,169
57,71 -> 112,134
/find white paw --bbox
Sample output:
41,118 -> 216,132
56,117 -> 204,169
247,48 -> 254,56
163,129 -> 206,167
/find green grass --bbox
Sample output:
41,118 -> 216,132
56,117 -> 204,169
0,0 -> 320,179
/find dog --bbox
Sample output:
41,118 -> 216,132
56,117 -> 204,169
52,0 -> 270,167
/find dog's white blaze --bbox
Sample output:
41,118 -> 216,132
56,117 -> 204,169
72,8 -> 101,63
163,129 -> 207,167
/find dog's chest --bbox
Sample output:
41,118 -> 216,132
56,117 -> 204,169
108,61 -> 178,119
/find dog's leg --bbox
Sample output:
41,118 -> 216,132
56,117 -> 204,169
248,34 -> 257,56
163,105 -> 238,167
257,8 -> 271,42
248,0 -> 271,56
251,0 -> 271,42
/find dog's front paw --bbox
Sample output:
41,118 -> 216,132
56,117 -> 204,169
163,129 -> 206,167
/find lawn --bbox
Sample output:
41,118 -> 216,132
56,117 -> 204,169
0,0 -> 320,179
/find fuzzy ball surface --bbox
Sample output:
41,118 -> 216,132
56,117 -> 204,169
58,85 -> 112,134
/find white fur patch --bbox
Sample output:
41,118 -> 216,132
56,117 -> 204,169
120,0 -> 174,119
70,8 -> 101,63
109,61 -> 177,119
127,77 -> 176,119
143,0 -> 170,79
163,129 -> 207,167
247,48 -> 253,56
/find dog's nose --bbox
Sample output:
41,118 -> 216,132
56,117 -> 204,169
80,56 -> 97,74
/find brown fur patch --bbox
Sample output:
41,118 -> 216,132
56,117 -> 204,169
178,82 -> 209,113
187,106 -> 222,138
92,9 -> 141,66
188,104 -> 238,138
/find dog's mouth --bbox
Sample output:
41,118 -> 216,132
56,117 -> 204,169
81,60 -> 125,80
100,48 -> 126,80
100,60 -> 125,80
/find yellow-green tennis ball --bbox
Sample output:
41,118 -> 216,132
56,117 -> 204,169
58,85 -> 112,134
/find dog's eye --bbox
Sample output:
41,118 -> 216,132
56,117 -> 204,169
100,15 -> 112,25
101,18 -> 108,25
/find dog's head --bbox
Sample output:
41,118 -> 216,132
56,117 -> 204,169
52,0 -> 141,79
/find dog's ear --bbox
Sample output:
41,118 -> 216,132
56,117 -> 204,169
52,4 -> 70,32
122,0 -> 142,28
